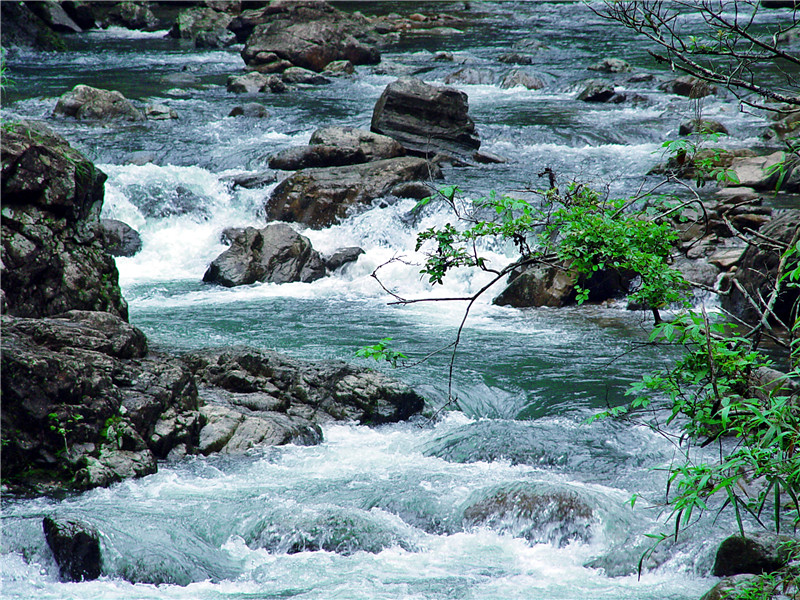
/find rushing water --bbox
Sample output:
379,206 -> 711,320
3,2 -> 796,598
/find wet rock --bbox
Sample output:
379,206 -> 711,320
712,532 -> 794,576
767,106 -> 800,141
444,67 -> 495,85
266,156 -> 440,229
325,247 -> 364,271
371,77 -> 481,159
322,59 -> 355,76
222,171 -> 276,189
463,485 -> 594,547
587,57 -> 630,73
498,52 -> 533,65
391,181 -> 432,200
473,150 -> 508,164
27,1 -> 83,33
203,223 -> 326,287
721,210 -> 800,329
281,66 -> 331,85
265,74 -> 287,93
268,145 -> 366,170
43,517 -> 102,582
1,121 -> 128,319
228,103 -> 270,118
102,1 -> 159,31
660,75 -> 717,98
53,84 -> 145,122
242,15 -> 380,73
577,79 -> 622,103
673,256 -> 720,289
169,7 -> 234,47
679,119 -> 728,136
1,311 -> 201,493
184,347 -> 425,427
0,2 -> 67,50
100,219 -> 143,257
309,126 -> 405,162
135,185 -> 206,219
145,103 -> 178,120
730,151 -> 800,193
499,69 -> 545,90
227,71 -> 270,94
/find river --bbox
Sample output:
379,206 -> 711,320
2,2 -> 794,598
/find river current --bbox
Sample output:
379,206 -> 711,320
2,2 -> 795,598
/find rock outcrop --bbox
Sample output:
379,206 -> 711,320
203,223 -> 326,287
0,1 -> 67,50
371,77 -> 481,159
1,311 -> 202,493
169,6 -> 235,48
1,121 -> 128,319
266,156 -> 440,229
53,85 -> 145,122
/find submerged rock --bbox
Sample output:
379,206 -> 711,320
203,223 -> 326,287
371,77 -> 481,159
1,121 -> 128,319
43,517 -> 102,582
266,156 -> 439,229
53,85 -> 145,122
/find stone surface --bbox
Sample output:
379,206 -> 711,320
145,103 -> 178,120
203,223 -> 326,287
1,311 -> 201,493
587,57 -> 630,73
28,1 -> 83,33
227,71 -> 270,94
577,79 -> 621,102
660,75 -> 717,98
43,517 -> 102,582
53,85 -> 145,122
1,121 -> 128,319
444,67 -> 495,85
678,119 -> 728,136
712,532 -> 794,576
266,156 -> 440,229
228,103 -> 270,118
268,145 -> 366,171
169,7 -> 234,47
721,210 -> 800,328
309,126 -> 405,162
730,151 -> 800,193
183,346 -> 425,427
99,219 -> 142,258
325,247 -> 364,271
371,77 -> 481,159
102,1 -> 158,30
281,66 -> 331,85
0,1 -> 67,50
499,69 -> 545,90
699,575 -> 758,600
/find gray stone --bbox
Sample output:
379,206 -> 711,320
43,517 -> 101,582
444,67 -> 495,85
169,7 -> 233,46
325,247 -> 364,271
227,72 -> 270,94
228,103 -> 270,118
660,75 -> 717,98
678,119 -> 728,136
499,69 -> 545,90
371,77 -> 481,159
203,223 -> 326,287
587,58 -> 630,73
53,85 -> 145,122
309,126 -> 405,162
577,80 -> 619,102
322,59 -> 355,75
713,532 -> 795,576
100,219 -> 143,257
281,66 -> 331,85
145,103 -> 178,120
268,145 -> 366,170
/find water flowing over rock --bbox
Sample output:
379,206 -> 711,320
1,121 -> 128,319
203,223 -> 326,287
53,84 -> 145,122
266,156 -> 440,229
577,79 -> 623,103
43,517 -> 102,582
241,1 -> 379,73
183,346 -> 425,428
1,311 -> 201,493
370,77 -> 481,159
99,218 -> 142,257
721,210 -> 800,328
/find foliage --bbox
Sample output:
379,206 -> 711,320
356,337 -> 407,368
48,412 -> 84,455
660,130 -> 741,187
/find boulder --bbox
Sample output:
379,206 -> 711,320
499,69 -> 545,90
577,79 -> 623,103
587,57 -> 630,73
444,67 -> 496,85
1,311 -> 201,493
498,52 -> 534,65
43,517 -> 102,582
463,485 -> 594,547
371,77 -> 481,159
227,71 -> 270,94
242,20 -> 380,73
712,532 -> 794,576
228,103 -> 270,118
169,7 -> 234,47
100,218 -> 143,257
678,119 -> 728,136
222,171 -> 276,189
266,156 -> 440,229
729,151 -> 800,193
281,66 -> 331,85
309,126 -> 405,162
1,121 -> 128,319
268,145 -> 366,170
183,346 -> 425,426
27,1 -> 83,33
321,59 -> 355,76
53,85 -> 145,122
101,1 -> 158,31
325,247 -> 364,271
660,75 -> 717,98
144,103 -> 178,120
202,223 -> 326,287
721,210 -> 800,328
